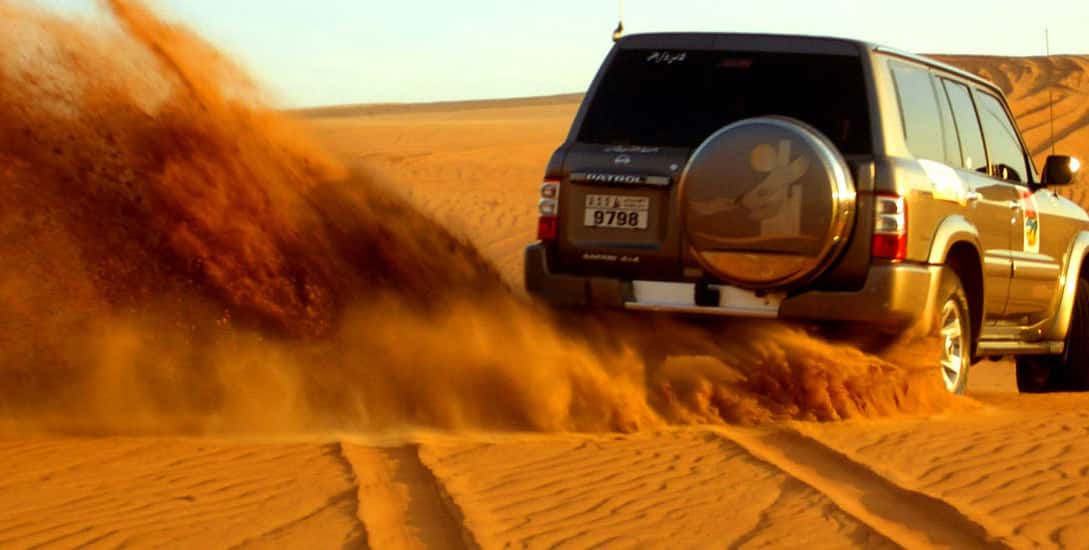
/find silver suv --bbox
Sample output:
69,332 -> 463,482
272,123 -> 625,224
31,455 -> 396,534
524,33 -> 1085,394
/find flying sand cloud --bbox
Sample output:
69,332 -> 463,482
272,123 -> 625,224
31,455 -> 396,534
0,0 -> 965,435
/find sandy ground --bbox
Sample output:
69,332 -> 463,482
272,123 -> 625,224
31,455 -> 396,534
3,54 -> 1089,549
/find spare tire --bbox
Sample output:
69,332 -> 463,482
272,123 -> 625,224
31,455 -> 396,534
681,116 -> 856,289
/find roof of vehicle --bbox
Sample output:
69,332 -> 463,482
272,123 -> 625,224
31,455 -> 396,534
615,32 -> 1004,95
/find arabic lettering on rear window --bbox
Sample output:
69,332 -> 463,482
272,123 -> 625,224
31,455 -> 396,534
645,51 -> 687,64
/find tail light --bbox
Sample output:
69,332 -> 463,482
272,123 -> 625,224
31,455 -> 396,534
872,194 -> 907,260
537,179 -> 560,241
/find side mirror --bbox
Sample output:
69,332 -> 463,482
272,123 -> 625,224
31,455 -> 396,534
1041,155 -> 1081,187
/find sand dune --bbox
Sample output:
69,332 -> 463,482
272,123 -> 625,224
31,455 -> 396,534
6,1 -> 1089,546
0,427 -> 1032,548
308,102 -> 577,287
0,439 -> 367,548
294,93 -> 584,119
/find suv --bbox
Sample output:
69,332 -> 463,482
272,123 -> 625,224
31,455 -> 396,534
525,33 -> 1086,394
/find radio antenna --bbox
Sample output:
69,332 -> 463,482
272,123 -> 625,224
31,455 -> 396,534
612,0 -> 624,42
1046,28 -> 1057,157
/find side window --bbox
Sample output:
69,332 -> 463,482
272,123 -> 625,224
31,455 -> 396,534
890,63 -> 946,163
974,91 -> 1029,183
934,81 -> 963,166
941,80 -> 988,173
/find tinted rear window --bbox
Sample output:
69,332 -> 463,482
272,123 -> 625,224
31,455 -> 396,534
577,49 -> 872,154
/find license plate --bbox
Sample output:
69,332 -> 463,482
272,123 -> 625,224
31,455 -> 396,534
584,194 -> 650,230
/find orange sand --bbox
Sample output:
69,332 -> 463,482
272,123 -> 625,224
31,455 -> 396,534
1,1 -> 1089,547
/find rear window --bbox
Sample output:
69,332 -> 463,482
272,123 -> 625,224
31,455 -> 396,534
577,49 -> 872,154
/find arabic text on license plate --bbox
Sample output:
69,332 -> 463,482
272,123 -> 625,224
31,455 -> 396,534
583,194 -> 649,230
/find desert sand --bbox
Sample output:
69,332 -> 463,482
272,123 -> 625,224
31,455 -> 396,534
5,2 -> 1089,548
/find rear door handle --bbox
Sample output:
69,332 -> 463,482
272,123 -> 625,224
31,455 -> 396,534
965,191 -> 982,202
1009,201 -> 1022,211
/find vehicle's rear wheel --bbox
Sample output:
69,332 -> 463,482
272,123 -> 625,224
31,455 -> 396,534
817,271 -> 972,394
1016,278 -> 1089,393
936,271 -> 972,395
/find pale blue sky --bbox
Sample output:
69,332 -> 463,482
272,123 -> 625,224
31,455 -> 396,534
31,0 -> 1089,107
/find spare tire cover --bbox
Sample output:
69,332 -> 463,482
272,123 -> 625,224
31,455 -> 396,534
681,116 -> 855,289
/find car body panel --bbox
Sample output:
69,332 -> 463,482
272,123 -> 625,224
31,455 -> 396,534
1042,231 -> 1089,341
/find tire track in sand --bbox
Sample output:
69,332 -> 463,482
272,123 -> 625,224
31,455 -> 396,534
416,432 -> 895,549
339,442 -> 480,549
714,427 -> 1014,550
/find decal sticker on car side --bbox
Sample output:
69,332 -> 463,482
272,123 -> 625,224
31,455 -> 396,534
1020,188 -> 1040,253
744,140 -> 809,238
687,140 -> 809,239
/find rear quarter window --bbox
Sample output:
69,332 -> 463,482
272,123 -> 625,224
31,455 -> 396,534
889,62 -> 950,164
577,49 -> 872,155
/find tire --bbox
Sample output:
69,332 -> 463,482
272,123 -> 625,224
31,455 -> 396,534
1016,278 -> 1089,393
935,271 -> 972,395
1015,355 -> 1059,393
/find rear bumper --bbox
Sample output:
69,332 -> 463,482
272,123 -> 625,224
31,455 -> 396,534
777,261 -> 943,328
523,243 -> 630,307
524,242 -> 943,329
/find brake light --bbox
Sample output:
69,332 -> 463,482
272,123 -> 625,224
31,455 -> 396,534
872,194 -> 907,260
537,179 -> 560,241
537,216 -> 558,240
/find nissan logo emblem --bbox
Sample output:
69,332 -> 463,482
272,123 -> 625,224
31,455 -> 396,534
614,154 -> 632,166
